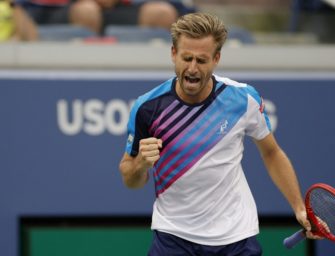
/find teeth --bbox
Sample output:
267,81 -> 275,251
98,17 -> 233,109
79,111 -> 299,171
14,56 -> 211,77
186,76 -> 200,83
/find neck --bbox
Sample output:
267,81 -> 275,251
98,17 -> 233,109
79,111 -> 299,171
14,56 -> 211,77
176,77 -> 213,104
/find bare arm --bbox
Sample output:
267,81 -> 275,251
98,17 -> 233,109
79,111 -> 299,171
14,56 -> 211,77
119,137 -> 162,189
13,5 -> 38,41
254,133 -> 317,238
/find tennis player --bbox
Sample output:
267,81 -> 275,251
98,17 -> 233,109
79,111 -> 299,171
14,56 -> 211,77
119,13 -> 318,255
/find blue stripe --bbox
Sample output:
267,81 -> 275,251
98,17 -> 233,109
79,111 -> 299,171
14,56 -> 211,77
246,85 -> 272,131
155,110 -> 224,192
215,81 -> 225,91
155,85 -> 248,191
156,120 -> 226,192
155,82 -> 226,174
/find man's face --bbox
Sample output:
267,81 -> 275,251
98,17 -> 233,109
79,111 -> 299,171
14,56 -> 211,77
171,34 -> 220,104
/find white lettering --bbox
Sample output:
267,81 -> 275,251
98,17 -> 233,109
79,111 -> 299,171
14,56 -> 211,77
83,99 -> 104,136
105,100 -> 129,135
57,99 -> 83,135
57,99 -> 133,136
264,99 -> 278,132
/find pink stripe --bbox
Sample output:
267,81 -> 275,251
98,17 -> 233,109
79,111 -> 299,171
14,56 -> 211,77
154,135 -> 203,187
157,109 -> 220,170
149,100 -> 179,134
154,105 -> 189,138
156,136 -> 220,196
161,107 -> 199,141
154,110 -> 221,186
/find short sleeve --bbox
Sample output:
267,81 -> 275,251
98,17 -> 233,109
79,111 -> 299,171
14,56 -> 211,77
245,86 -> 272,140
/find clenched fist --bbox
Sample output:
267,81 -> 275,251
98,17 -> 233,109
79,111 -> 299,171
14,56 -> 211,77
138,137 -> 163,169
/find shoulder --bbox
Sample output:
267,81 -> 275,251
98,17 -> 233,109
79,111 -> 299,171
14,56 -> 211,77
138,78 -> 173,103
130,77 -> 174,115
214,74 -> 262,102
214,74 -> 247,88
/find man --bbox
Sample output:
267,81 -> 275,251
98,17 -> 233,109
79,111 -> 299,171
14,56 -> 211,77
14,0 -> 102,34
119,13 -> 318,255
13,0 -> 194,38
101,0 -> 196,32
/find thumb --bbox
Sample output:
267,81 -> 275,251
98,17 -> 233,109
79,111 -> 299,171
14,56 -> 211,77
297,210 -> 311,231
303,219 -> 312,232
157,139 -> 163,148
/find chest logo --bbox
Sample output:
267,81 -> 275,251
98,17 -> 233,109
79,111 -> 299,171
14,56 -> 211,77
218,120 -> 229,135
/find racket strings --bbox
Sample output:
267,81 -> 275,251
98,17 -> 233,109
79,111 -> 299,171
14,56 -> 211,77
310,188 -> 335,235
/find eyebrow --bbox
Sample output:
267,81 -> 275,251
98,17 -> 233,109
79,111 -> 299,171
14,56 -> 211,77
181,53 -> 210,60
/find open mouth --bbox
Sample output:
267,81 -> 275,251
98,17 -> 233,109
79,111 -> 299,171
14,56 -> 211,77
185,76 -> 201,84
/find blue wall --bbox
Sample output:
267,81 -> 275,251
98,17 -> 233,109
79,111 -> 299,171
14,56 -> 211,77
0,71 -> 334,255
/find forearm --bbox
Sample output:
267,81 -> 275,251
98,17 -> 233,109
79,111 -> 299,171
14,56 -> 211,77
13,6 -> 38,41
262,147 -> 305,214
119,155 -> 149,189
255,134 -> 316,235
119,138 -> 162,189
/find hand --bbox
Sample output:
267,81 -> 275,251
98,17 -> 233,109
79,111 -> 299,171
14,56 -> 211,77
137,137 -> 162,169
296,210 -> 324,240
315,216 -> 330,234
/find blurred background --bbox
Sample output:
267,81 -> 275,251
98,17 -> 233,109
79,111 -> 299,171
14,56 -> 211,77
1,0 -> 335,44
1,0 -> 335,256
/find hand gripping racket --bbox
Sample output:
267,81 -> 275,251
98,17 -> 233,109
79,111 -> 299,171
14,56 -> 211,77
283,183 -> 335,249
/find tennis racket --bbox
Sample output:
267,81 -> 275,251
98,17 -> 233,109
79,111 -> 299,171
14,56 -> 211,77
283,183 -> 335,249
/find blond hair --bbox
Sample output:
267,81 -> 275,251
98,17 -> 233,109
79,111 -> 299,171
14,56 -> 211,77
171,13 -> 228,54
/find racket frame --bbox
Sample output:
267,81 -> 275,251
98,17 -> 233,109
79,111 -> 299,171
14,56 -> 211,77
305,183 -> 335,241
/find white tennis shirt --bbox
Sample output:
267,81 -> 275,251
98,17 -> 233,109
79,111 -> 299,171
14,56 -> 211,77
126,74 -> 272,246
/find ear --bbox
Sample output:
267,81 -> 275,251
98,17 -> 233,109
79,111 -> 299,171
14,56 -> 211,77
214,51 -> 221,65
171,45 -> 177,64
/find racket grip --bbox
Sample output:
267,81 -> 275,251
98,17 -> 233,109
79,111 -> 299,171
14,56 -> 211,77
283,229 -> 306,249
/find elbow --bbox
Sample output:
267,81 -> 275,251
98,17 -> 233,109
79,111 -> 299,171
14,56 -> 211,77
121,174 -> 148,189
123,178 -> 146,189
119,163 -> 148,189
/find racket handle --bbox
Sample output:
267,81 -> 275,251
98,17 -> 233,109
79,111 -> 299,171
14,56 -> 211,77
283,229 -> 306,249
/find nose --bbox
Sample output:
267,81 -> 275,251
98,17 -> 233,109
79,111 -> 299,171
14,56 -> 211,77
187,59 -> 198,74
